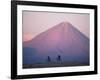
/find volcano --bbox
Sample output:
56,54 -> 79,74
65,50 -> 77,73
23,22 -> 89,68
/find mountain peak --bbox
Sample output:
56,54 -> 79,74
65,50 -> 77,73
59,21 -> 70,24
56,21 -> 72,29
59,21 -> 71,26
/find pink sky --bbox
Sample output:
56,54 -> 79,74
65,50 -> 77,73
22,11 -> 90,42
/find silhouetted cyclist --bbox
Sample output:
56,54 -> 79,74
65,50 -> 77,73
47,56 -> 51,62
57,55 -> 62,62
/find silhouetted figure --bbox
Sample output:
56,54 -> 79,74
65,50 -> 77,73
47,56 -> 51,62
57,55 -> 62,62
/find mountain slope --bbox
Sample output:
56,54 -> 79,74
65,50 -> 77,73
23,22 -> 89,66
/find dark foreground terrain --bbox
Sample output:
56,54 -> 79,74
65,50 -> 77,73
23,61 -> 89,69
